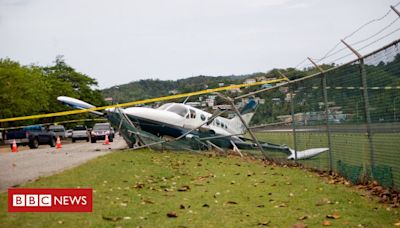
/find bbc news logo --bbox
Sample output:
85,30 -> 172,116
8,188 -> 92,212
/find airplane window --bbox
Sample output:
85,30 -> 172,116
190,109 -> 196,119
158,103 -> 173,110
221,122 -> 225,128
200,114 -> 206,121
167,104 -> 188,117
216,119 -> 221,126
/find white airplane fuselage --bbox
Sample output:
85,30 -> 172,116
122,103 -> 245,139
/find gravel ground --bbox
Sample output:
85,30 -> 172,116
0,136 -> 127,191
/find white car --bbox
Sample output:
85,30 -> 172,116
65,129 -> 73,138
71,125 -> 89,142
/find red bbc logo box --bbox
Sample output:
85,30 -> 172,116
8,188 -> 92,212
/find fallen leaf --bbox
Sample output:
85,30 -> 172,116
326,212 -> 340,219
102,215 -> 122,222
142,199 -> 155,204
322,220 -> 332,226
297,215 -> 308,220
178,185 -> 191,192
275,203 -> 287,208
226,201 -> 238,205
133,183 -> 145,189
394,221 -> 400,226
258,221 -> 271,226
167,211 -> 178,218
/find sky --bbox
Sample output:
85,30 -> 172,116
1,0 -> 400,89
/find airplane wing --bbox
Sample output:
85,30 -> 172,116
57,96 -> 104,116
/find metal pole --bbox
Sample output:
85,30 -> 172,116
391,5 -> 400,17
289,86 -> 298,160
216,93 -> 266,155
341,40 -> 375,178
307,57 -> 334,172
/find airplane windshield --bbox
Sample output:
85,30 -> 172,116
157,103 -> 173,110
167,104 -> 188,117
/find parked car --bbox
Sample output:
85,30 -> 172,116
71,125 -> 89,142
4,125 -> 57,149
65,129 -> 73,138
48,125 -> 66,139
90,123 -> 114,143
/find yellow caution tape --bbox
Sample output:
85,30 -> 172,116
0,78 -> 288,123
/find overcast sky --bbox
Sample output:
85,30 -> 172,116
1,0 -> 399,88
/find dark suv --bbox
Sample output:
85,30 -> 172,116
90,123 -> 115,143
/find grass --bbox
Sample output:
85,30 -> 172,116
0,149 -> 399,227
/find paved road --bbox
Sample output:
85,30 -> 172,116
0,136 -> 127,192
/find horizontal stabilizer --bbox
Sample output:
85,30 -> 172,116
287,148 -> 329,160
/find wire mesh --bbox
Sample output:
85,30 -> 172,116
363,41 -> 400,188
252,40 -> 400,189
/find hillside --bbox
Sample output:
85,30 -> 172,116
102,75 -> 247,104
101,68 -> 314,104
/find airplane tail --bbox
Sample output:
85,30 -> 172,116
229,98 -> 258,134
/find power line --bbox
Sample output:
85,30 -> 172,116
294,58 -> 308,69
343,8 -> 393,40
351,17 -> 400,47
329,52 -> 354,65
357,27 -> 400,53
313,3 -> 399,64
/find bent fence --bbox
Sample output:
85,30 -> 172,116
251,39 -> 400,189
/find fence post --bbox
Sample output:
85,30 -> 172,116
341,40 -> 375,180
289,84 -> 298,160
307,58 -> 334,172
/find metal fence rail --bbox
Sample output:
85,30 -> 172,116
252,39 -> 400,189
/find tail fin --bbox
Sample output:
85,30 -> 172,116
229,98 -> 258,134
57,96 -> 104,116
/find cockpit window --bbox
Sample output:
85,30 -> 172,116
189,109 -> 196,119
158,103 -> 173,110
216,119 -> 221,126
167,104 -> 188,117
200,114 -> 206,121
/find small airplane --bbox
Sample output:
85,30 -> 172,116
57,96 -> 328,160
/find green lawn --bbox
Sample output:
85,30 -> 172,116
0,149 -> 399,227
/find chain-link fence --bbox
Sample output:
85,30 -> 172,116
253,39 -> 400,189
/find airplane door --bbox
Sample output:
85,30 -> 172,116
183,109 -> 200,129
